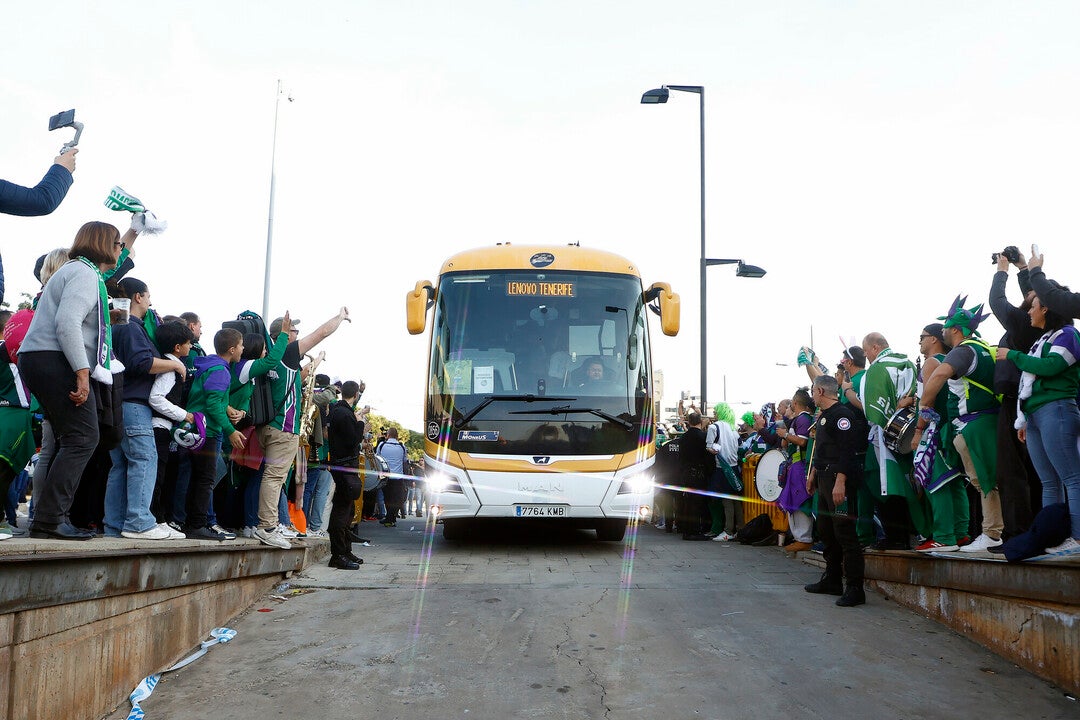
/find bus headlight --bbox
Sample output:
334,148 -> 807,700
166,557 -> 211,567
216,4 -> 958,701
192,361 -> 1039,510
426,472 -> 463,494
618,473 -> 653,495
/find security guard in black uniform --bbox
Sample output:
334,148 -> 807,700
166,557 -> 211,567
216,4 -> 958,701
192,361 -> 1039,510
804,375 -> 867,607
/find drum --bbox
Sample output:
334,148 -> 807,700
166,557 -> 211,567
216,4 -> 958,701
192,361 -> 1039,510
754,449 -> 785,502
884,406 -> 917,455
365,454 -> 389,492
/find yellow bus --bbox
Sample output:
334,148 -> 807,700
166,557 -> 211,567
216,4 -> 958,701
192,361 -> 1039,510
406,243 -> 679,541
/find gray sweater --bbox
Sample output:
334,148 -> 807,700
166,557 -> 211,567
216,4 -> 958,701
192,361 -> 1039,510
21,260 -> 101,372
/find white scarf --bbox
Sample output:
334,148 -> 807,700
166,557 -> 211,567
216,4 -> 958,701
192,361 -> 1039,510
1015,329 -> 1059,430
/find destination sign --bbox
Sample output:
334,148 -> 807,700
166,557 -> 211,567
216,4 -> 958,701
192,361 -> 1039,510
506,281 -> 575,297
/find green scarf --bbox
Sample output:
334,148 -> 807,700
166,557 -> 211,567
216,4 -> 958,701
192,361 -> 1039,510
78,256 -> 114,385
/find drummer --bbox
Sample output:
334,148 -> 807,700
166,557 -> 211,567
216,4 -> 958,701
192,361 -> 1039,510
861,332 -> 932,550
804,375 -> 867,607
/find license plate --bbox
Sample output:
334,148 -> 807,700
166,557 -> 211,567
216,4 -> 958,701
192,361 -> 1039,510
514,505 -> 567,517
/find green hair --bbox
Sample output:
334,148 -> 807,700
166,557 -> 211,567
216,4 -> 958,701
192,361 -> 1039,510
741,411 -> 755,427
713,402 -> 736,429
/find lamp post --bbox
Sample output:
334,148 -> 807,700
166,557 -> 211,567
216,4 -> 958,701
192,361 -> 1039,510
262,79 -> 293,320
641,84 -> 708,407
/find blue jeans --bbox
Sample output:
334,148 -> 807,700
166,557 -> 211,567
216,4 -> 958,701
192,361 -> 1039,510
242,465 -> 263,528
1025,398 -> 1080,538
205,439 -> 227,527
375,486 -> 386,519
303,467 -> 333,531
104,402 -> 159,535
278,488 -> 291,526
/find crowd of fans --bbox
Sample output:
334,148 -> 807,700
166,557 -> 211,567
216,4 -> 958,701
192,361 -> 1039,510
0,148 -> 430,571
651,244 -> 1080,603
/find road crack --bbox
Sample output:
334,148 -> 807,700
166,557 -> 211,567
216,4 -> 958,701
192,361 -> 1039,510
552,589 -> 613,718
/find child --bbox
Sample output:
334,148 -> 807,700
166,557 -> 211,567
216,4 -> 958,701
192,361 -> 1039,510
183,328 -> 246,541
148,321 -> 195,528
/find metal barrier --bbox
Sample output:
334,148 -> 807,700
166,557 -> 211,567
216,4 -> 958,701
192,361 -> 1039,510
741,454 -> 789,533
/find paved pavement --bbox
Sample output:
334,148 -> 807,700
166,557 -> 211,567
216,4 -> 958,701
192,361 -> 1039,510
112,517 -> 1079,720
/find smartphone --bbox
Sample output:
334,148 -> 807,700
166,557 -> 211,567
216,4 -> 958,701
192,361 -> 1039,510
1032,244 -> 1041,258
48,109 -> 75,130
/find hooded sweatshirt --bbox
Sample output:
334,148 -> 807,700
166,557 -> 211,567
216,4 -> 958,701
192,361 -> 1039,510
186,355 -> 235,438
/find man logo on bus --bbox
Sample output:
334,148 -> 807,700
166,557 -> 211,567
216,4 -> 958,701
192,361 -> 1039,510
532,456 -> 552,465
529,252 -> 555,268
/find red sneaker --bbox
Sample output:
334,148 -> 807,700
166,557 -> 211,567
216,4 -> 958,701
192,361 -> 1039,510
916,539 -> 959,553
957,535 -> 972,546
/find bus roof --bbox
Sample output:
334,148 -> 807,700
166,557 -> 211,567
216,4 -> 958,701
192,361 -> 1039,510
438,244 -> 642,278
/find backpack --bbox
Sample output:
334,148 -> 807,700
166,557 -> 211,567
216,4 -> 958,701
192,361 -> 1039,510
223,311 -> 275,426
736,513 -> 774,545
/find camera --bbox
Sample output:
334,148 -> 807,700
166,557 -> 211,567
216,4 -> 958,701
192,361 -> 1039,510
991,245 -> 1021,264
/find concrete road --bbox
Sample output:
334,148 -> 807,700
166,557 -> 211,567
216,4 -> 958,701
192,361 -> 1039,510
115,517 -> 1078,720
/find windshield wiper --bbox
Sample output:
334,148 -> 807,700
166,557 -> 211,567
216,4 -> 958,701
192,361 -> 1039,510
508,406 -> 635,431
454,394 -> 578,429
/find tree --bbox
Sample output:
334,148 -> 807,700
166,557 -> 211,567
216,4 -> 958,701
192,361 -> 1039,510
0,292 -> 34,312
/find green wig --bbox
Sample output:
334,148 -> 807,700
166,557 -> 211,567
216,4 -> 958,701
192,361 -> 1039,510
713,402 -> 736,429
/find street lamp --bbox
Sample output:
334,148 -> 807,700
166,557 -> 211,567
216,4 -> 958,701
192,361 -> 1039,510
641,83 -> 765,410
705,258 -> 768,279
641,84 -> 708,406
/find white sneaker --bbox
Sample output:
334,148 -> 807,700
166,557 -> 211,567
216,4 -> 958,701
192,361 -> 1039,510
156,523 -> 186,540
122,525 -> 172,540
210,524 -> 237,540
255,526 -> 291,549
242,526 -> 255,539
276,524 -> 299,539
307,529 -> 328,539
958,533 -> 1002,553
1045,536 -> 1080,556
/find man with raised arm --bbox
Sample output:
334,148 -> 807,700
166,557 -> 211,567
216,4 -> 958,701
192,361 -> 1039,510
254,307 -> 350,549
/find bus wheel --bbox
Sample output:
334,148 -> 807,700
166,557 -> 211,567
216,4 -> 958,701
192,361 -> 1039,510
442,520 -> 465,541
595,519 -> 627,542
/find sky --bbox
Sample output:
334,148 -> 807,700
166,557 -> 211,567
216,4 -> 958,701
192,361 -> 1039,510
3,1 -> 1080,429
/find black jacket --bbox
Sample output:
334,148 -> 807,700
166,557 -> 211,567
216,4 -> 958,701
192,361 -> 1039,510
327,400 -> 364,463
1028,267 -> 1080,320
989,269 -> 1042,394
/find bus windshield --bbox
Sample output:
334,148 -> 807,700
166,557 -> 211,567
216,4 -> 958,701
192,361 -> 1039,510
426,270 -> 653,455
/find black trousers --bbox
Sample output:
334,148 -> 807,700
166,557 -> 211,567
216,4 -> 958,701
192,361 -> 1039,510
996,394 -> 1041,537
69,445 -> 111,530
383,478 -> 406,521
817,465 -> 864,589
329,466 -> 362,558
152,427 -> 179,523
184,438 -> 219,530
20,351 -> 100,527
877,495 -> 912,546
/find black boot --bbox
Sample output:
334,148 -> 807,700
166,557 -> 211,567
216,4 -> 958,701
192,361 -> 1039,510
836,586 -> 866,607
345,551 -> 364,564
329,555 -> 360,570
804,572 -> 844,595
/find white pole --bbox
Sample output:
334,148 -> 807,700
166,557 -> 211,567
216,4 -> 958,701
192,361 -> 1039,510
262,79 -> 283,320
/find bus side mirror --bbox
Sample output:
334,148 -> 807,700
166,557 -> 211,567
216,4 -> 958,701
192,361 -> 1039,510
406,280 -> 435,335
644,282 -> 680,337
